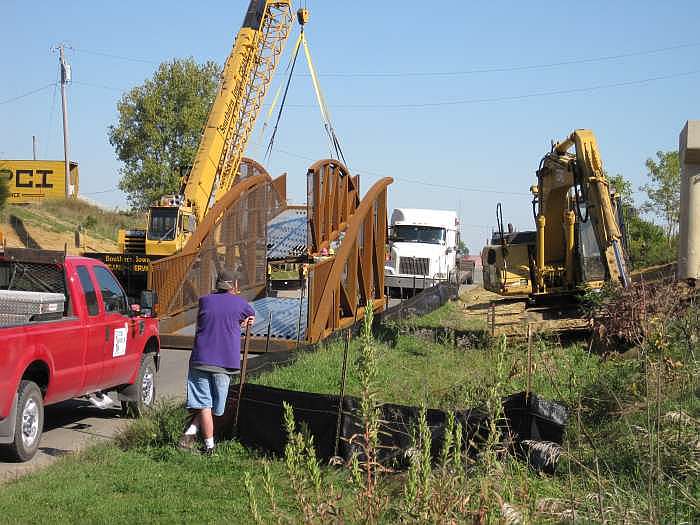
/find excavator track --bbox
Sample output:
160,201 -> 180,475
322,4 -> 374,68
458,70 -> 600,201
461,286 -> 590,342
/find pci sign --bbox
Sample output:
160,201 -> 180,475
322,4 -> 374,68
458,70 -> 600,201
0,160 -> 79,203
1,168 -> 54,188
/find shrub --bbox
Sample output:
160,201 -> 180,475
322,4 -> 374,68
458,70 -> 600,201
82,215 -> 97,230
115,400 -> 187,450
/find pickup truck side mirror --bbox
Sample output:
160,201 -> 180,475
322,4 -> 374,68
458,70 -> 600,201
140,290 -> 158,312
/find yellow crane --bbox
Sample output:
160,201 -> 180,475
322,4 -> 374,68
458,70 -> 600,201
482,129 -> 631,299
119,0 -> 294,257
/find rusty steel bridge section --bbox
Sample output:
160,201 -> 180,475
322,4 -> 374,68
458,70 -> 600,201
152,158 -> 392,350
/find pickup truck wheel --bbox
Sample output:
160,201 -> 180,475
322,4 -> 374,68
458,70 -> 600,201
121,356 -> 156,418
3,381 -> 44,462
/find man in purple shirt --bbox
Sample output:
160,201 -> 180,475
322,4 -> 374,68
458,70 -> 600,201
178,269 -> 255,454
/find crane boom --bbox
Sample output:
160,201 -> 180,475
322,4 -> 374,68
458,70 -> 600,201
128,0 -> 293,257
183,0 -> 293,221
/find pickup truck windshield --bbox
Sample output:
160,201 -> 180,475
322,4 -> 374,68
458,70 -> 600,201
393,225 -> 446,245
147,208 -> 178,241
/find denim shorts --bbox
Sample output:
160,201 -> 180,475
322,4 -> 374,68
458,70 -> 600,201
186,368 -> 231,416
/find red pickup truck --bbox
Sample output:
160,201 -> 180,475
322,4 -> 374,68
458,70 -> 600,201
0,248 -> 160,461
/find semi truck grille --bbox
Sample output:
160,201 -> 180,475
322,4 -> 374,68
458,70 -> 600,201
399,257 -> 430,276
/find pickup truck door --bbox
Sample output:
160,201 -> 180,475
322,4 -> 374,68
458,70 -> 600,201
75,265 -> 107,393
92,265 -> 141,387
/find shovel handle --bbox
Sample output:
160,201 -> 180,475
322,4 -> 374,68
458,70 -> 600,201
234,322 -> 252,429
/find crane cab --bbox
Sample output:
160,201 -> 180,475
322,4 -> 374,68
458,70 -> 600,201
144,203 -> 195,257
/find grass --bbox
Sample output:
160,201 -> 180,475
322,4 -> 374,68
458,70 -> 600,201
256,333 -> 626,412
0,291 -> 698,523
405,299 -> 486,331
257,334 -> 501,410
3,198 -> 144,243
0,441 -> 294,524
271,269 -> 299,280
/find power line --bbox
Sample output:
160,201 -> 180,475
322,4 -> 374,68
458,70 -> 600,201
361,171 -> 530,196
73,47 -> 158,65
71,41 -> 700,78
82,187 -> 121,195
0,83 -> 56,105
281,68 -> 700,110
72,80 -> 125,92
308,42 -> 700,77
60,59 -> 700,114
273,148 -> 529,196
43,80 -> 59,158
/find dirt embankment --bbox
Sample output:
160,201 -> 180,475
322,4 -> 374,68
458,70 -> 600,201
1,199 -> 143,254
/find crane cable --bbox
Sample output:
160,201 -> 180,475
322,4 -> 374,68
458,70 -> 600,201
264,31 -> 303,163
300,29 -> 347,166
262,13 -> 347,167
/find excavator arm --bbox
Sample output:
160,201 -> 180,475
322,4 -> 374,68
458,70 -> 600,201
557,130 -> 630,288
533,129 -> 630,293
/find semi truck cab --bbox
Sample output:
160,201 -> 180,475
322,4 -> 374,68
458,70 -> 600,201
384,208 -> 460,296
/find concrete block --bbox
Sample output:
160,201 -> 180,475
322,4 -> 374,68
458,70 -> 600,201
678,121 -> 700,281
680,120 -> 700,164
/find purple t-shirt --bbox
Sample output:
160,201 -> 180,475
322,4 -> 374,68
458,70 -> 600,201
190,292 -> 255,370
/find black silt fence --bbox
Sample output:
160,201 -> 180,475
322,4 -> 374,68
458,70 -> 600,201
378,282 -> 459,324
221,384 -> 568,473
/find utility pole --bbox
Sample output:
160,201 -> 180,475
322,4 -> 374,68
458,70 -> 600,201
32,136 -> 37,160
53,43 -> 72,198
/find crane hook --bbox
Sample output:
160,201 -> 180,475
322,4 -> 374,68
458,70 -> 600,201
297,8 -> 309,26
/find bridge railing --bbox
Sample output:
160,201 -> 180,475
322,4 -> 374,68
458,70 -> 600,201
305,159 -> 392,343
149,159 -> 284,317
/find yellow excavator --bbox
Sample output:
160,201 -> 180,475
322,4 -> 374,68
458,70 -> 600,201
482,129 -> 630,302
118,0 -> 294,257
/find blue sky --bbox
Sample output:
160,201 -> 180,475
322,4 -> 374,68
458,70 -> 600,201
2,0 -> 699,252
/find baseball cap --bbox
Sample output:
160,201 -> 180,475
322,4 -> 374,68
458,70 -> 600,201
216,269 -> 238,291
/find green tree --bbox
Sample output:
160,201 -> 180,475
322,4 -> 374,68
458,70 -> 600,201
625,213 -> 672,268
640,150 -> 680,241
608,172 -> 673,269
108,58 -> 221,210
607,173 -> 634,208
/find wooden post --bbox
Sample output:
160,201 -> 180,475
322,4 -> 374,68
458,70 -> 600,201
265,312 -> 272,353
526,323 -> 533,402
334,329 -> 351,458
296,274 -> 306,346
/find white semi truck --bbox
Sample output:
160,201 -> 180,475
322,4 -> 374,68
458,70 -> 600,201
384,208 -> 461,296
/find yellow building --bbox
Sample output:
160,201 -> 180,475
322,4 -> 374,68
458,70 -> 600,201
0,160 -> 79,203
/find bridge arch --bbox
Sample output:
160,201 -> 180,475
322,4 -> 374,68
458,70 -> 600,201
305,158 -> 392,343
150,158 -> 284,316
